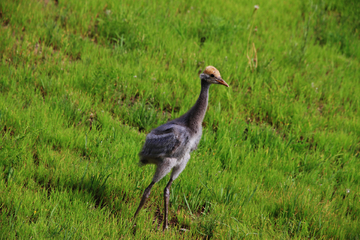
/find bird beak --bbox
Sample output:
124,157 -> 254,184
216,78 -> 229,87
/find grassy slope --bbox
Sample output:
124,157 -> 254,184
1,0 -> 359,239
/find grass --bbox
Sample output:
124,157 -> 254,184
1,0 -> 360,238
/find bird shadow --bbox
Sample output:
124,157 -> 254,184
32,170 -> 129,215
31,168 -> 191,235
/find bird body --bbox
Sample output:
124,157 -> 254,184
133,66 -> 229,230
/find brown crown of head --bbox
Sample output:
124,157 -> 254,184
203,66 -> 221,79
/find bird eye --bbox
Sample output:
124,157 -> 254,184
210,74 -> 215,77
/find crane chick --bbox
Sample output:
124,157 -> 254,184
133,66 -> 229,230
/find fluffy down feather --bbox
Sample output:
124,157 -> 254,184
139,123 -> 191,165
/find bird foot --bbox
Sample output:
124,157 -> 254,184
162,222 -> 169,231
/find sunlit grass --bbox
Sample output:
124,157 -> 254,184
1,0 -> 359,239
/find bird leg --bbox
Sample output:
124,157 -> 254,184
134,181 -> 155,219
163,178 -> 174,231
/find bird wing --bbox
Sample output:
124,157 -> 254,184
139,123 -> 190,160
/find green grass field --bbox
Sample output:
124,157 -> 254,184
1,0 -> 360,238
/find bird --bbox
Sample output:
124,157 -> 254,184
133,66 -> 229,230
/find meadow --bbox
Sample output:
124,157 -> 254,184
1,0 -> 360,238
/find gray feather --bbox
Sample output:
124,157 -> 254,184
139,123 -> 191,164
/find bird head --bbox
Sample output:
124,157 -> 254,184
200,66 -> 229,87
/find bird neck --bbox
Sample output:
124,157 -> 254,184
184,80 -> 210,131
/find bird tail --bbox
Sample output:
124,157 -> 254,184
138,156 -> 159,166
138,158 -> 149,166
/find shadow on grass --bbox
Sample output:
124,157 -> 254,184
32,169 -> 128,213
